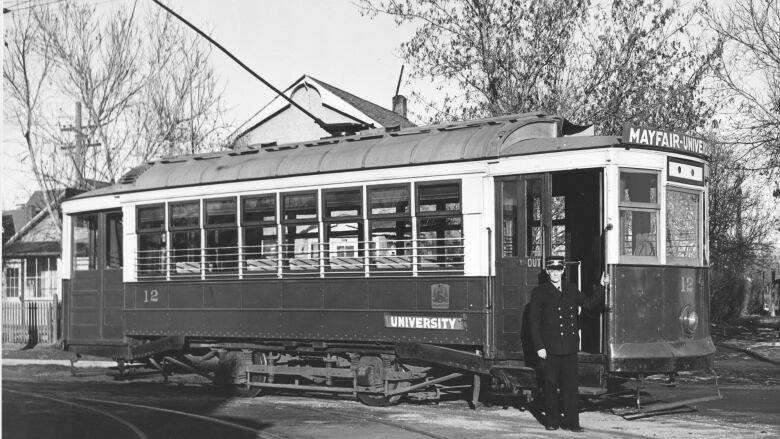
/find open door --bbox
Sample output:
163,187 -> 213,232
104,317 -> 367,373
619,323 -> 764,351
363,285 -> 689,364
494,174 -> 548,359
67,209 -> 124,345
494,170 -> 603,360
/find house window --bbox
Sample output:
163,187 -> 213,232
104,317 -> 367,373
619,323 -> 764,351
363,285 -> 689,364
282,192 -> 319,272
137,205 -> 166,278
242,195 -> 278,275
666,188 -> 701,262
205,198 -> 238,276
619,170 -> 659,260
25,257 -> 58,298
323,187 -> 363,271
74,214 -> 98,271
368,184 -> 412,270
3,261 -> 21,298
169,201 -> 201,277
416,181 -> 463,271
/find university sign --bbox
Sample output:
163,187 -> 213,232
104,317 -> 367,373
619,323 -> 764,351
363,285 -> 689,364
384,314 -> 466,330
622,125 -> 708,156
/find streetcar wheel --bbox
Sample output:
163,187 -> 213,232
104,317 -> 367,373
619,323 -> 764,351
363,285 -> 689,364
355,357 -> 408,407
357,393 -> 392,407
215,351 -> 263,397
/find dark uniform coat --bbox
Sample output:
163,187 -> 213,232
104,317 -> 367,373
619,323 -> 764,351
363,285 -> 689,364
528,281 -> 605,355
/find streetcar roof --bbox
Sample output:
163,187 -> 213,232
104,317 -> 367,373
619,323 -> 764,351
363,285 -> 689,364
69,112 -> 620,200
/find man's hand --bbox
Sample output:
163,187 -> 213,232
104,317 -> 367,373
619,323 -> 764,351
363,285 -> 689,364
600,271 -> 609,286
537,348 -> 547,359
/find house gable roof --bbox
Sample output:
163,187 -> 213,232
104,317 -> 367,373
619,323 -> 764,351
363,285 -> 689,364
307,76 -> 416,129
231,75 -> 415,144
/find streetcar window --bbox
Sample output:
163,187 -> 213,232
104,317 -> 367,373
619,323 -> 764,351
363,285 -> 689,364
283,192 -> 317,221
416,181 -> 463,272
170,201 -> 200,229
501,181 -> 518,257
137,205 -> 164,231
323,187 -> 363,271
242,195 -> 276,224
205,198 -> 238,276
526,178 -> 543,257
73,214 -> 98,271
138,233 -> 166,278
368,185 -> 410,215
417,182 -> 461,213
551,195 -> 566,257
284,224 -> 320,271
105,211 -> 123,270
205,198 -> 237,227
619,170 -> 659,259
369,220 -> 412,270
325,222 -> 363,270
244,226 -> 278,274
666,188 -> 701,261
137,204 -> 165,278
368,184 -> 412,271
242,195 -> 278,275
169,201 -> 201,276
282,191 -> 319,271
323,187 -> 362,218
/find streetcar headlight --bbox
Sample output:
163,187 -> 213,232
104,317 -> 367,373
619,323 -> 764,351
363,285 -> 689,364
679,306 -> 699,335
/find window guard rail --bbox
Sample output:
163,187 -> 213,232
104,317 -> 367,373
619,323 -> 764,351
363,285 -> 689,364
136,237 -> 465,280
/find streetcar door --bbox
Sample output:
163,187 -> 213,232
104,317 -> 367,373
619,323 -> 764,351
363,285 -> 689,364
67,210 -> 124,343
494,175 -> 549,359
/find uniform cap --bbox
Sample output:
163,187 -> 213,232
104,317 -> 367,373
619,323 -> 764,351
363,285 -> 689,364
545,256 -> 565,269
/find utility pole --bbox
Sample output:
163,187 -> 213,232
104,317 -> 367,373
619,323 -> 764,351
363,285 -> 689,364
61,102 -> 100,189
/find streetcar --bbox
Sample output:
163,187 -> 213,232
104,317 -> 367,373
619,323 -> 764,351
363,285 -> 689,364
61,112 -> 716,408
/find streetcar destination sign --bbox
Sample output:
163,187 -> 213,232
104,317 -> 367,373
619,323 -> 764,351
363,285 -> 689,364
384,314 -> 465,330
622,125 -> 707,155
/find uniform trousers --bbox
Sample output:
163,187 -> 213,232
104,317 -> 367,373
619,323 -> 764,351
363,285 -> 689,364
541,353 -> 579,428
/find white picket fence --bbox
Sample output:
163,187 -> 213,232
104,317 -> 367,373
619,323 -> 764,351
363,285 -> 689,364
1,297 -> 61,344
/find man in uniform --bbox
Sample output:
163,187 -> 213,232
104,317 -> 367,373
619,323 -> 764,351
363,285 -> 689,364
528,256 -> 608,432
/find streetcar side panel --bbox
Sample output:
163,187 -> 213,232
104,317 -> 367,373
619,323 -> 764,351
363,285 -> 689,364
125,277 -> 487,346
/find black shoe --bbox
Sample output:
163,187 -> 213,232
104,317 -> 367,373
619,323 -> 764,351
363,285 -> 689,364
545,425 -> 559,430
566,425 -> 585,433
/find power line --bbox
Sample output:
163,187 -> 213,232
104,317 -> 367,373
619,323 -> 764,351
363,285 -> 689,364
3,0 -> 67,14
3,0 -> 122,14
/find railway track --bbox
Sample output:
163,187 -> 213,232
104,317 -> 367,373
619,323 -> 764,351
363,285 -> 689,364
3,386 -> 450,439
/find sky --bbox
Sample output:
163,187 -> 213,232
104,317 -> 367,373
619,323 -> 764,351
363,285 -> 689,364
1,0 -> 417,209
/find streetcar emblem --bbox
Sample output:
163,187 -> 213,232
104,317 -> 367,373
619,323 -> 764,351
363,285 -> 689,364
431,283 -> 450,309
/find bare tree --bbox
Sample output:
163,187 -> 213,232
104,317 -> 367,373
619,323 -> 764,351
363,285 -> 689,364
708,0 -> 780,183
708,141 -> 778,319
4,0 -> 227,225
4,6 -> 63,229
358,0 -> 721,134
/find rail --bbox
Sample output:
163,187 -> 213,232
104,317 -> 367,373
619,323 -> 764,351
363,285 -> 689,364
136,237 -> 465,280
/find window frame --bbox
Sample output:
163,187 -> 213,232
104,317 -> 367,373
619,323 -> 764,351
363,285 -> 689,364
204,197 -> 238,229
617,168 -> 660,264
414,180 -> 464,272
415,180 -> 462,217
136,204 -> 165,233
168,200 -> 201,231
665,185 -> 703,265
322,186 -> 364,273
241,194 -> 277,226
167,200 -> 202,278
281,190 -> 320,273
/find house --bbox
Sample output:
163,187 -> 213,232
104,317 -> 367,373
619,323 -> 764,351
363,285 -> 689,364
2,190 -> 72,302
230,74 -> 415,147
